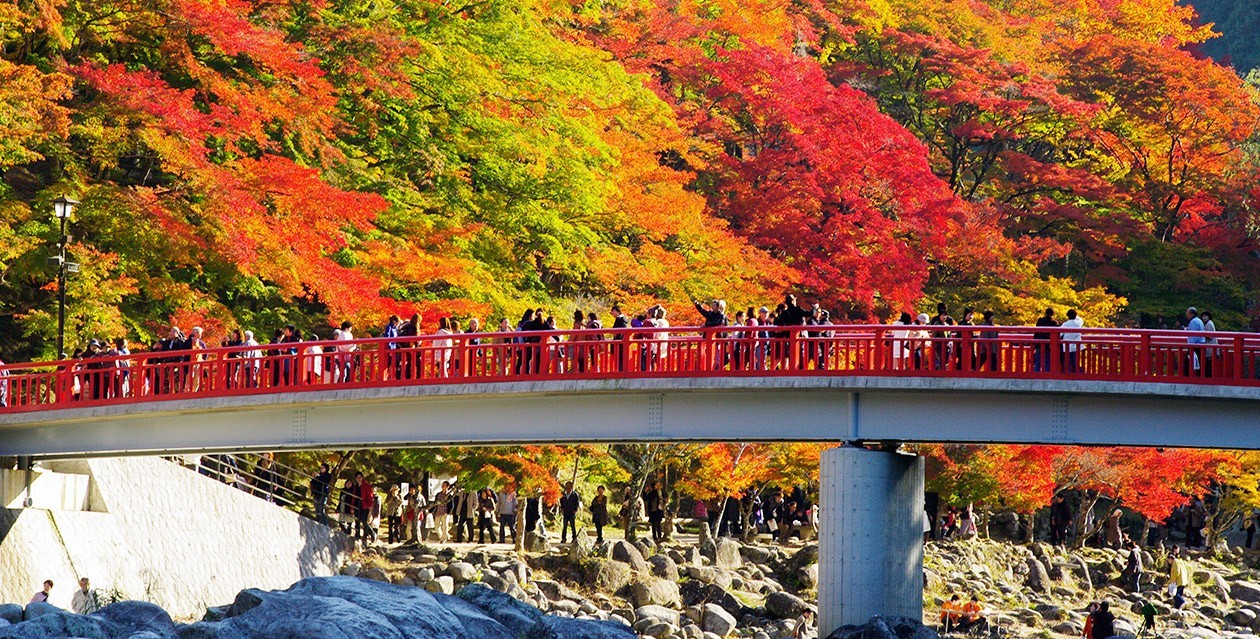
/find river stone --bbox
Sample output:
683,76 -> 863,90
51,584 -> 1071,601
447,562 -> 478,582
20,604 -> 61,622
636,605 -> 681,626
425,576 -> 456,594
430,592 -> 517,639
0,607 -> 20,626
1234,582 -> 1260,603
611,541 -> 651,573
458,583 -> 542,635
1026,558 -> 1051,595
525,531 -> 550,552
648,554 -> 681,581
679,582 -> 743,616
765,591 -> 808,620
525,615 -> 636,639
740,545 -> 775,565
714,539 -> 742,569
585,559 -> 633,594
630,579 -> 682,608
91,601 -> 177,636
822,616 -> 937,639
701,604 -> 737,637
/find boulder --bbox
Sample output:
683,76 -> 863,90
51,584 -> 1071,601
525,531 -> 550,553
0,611 -> 128,638
524,615 -> 636,639
740,545 -> 775,565
425,576 -> 456,595
91,601 -> 176,636
20,604 -> 60,622
457,583 -> 542,636
1235,582 -> 1260,604
1025,558 -> 1051,595
679,582 -> 743,616
630,579 -> 682,608
0,606 -> 20,626
823,616 -> 938,639
584,559 -> 633,594
765,591 -> 809,620
640,621 -> 676,638
700,604 -> 738,638
611,540 -> 651,573
713,539 -> 742,570
447,562 -> 478,582
635,605 -> 682,626
648,554 -> 681,582
430,592 -> 518,639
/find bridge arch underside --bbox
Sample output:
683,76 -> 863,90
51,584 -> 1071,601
2,377 -> 1258,458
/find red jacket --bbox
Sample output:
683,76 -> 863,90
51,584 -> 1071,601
359,480 -> 375,510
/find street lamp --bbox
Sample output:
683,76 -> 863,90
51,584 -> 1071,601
51,195 -> 79,360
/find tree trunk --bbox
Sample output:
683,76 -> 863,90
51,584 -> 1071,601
515,501 -> 526,554
1024,512 -> 1036,544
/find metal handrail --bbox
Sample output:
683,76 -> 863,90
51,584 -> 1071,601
2,324 -> 1257,413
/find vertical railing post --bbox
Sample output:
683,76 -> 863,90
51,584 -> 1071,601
1049,332 -> 1061,374
960,329 -> 973,374
1138,333 -> 1152,379
1233,336 -> 1244,381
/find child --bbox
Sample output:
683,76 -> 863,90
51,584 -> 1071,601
1139,599 -> 1157,637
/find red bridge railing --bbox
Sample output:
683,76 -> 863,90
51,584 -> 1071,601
1,325 -> 1258,414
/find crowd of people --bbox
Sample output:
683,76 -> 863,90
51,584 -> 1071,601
1,295 -> 1234,409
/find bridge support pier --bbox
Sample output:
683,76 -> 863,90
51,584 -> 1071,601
818,446 -> 924,635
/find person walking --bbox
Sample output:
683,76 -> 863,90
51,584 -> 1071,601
458,486 -> 479,543
478,488 -> 498,544
1138,599 -> 1157,637
643,481 -> 664,543
356,472 -> 376,542
384,485 -> 404,544
71,577 -> 98,614
312,463 -> 333,526
1050,494 -> 1072,546
1124,539 -> 1144,593
433,482 -> 451,543
560,481 -> 581,544
498,486 -> 518,545
1168,545 -> 1190,608
591,486 -> 610,544
402,484 -> 422,542
1185,307 -> 1206,377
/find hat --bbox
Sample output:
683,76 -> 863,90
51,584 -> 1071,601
88,339 -> 101,347
758,306 -> 769,313
917,313 -> 930,323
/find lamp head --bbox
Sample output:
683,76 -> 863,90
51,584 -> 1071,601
52,195 -> 79,220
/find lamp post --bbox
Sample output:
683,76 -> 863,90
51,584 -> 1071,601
51,195 -> 79,360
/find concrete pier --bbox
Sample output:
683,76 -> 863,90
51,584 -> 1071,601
817,446 -> 924,635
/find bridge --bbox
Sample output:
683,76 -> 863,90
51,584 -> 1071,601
3,324 -> 1258,633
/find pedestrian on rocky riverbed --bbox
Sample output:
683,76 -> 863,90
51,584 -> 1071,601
591,486 -> 609,544
498,486 -> 518,545
560,481 -> 581,544
1088,601 -> 1115,639
72,577 -> 98,614
1138,599 -> 1157,637
1168,545 -> 1190,608
384,485 -> 403,544
1124,539 -> 1144,593
30,580 -> 52,604
311,463 -> 332,526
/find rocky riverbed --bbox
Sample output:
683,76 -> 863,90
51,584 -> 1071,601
926,538 -> 1260,639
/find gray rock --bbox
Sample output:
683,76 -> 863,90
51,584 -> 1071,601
361,567 -> 389,582
425,575 -> 456,594
1026,558 -> 1051,595
630,579 -> 682,608
636,605 -> 681,626
430,592 -> 518,639
525,531 -> 550,553
649,554 -> 681,581
765,591 -> 809,620
524,615 -> 636,639
340,562 -> 362,577
679,582 -> 744,616
714,539 -> 742,569
740,545 -> 775,565
20,603 -> 60,622
822,616 -> 937,639
1235,582 -> 1260,604
0,607 -> 20,626
91,601 -> 176,636
447,562 -> 478,582
1231,609 -> 1258,625
611,540 -> 651,573
585,559 -> 633,594
457,583 -> 542,636
701,604 -> 737,637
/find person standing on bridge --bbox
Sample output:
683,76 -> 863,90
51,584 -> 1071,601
1060,310 -> 1084,373
382,315 -> 401,378
560,481 -> 581,544
1033,308 -> 1056,372
1184,307 -> 1206,377
0,356 -> 9,408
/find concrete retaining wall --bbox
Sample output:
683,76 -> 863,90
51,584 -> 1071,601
0,457 -> 348,618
